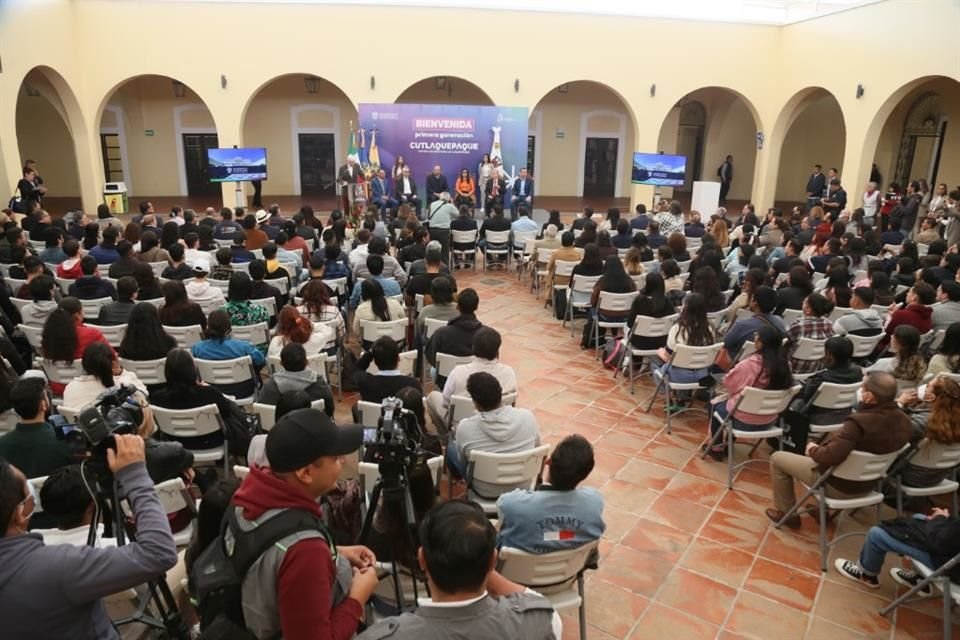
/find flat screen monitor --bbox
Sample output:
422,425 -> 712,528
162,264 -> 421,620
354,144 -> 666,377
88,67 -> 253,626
207,148 -> 267,182
631,153 -> 686,187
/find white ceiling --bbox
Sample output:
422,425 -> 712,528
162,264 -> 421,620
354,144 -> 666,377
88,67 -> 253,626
158,0 -> 884,25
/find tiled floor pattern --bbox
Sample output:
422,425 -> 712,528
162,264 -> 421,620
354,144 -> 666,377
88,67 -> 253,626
333,265 -> 959,640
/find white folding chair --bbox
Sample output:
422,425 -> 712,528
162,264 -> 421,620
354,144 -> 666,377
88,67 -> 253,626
498,541 -> 600,640
624,314 -> 678,394
152,404 -> 228,473
230,322 -> 270,346
423,318 -> 447,339
163,324 -> 204,348
233,465 -> 250,480
880,551 -> 960,640
28,476 -> 48,513
359,456 -> 443,500
791,337 -> 827,372
435,352 -> 473,382
41,359 -> 85,395
367,349 -> 417,377
57,406 -> 81,423
86,323 -> 127,348
927,329 -> 947,353
802,381 -> 861,436
828,306 -> 853,323
564,275 -> 601,337
774,445 -> 909,571
9,297 -> 31,312
249,298 -> 278,319
118,357 -> 168,385
447,392 -> 518,431
5,277 -> 27,292
80,297 -> 113,320
17,323 -> 44,354
781,308 -> 804,325
450,229 -> 479,271
643,343 -> 724,433
253,399 -> 325,431
148,261 -> 169,277
266,352 -> 328,381
194,356 -> 257,405
703,385 -> 802,489
465,445 -> 550,514
847,332 -> 884,359
153,478 -> 198,547
550,260 -> 578,304
482,230 -> 511,272
591,291 -> 639,358
360,318 -> 407,348
357,400 -> 383,428
0,410 -> 17,434
871,304 -> 892,323
890,441 -> 960,516
530,249 -> 556,299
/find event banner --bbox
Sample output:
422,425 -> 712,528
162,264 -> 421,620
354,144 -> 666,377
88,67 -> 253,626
356,103 -> 529,192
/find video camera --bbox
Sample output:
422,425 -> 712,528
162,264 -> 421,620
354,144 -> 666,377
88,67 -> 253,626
74,385 -> 144,475
364,397 -> 423,486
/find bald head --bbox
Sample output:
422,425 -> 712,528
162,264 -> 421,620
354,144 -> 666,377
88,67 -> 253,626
863,371 -> 897,405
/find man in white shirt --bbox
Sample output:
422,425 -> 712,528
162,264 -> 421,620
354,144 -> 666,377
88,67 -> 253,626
184,259 -> 225,309
427,327 -> 518,436
348,228 -> 372,271
510,207 -> 539,249
183,232 -> 205,266
862,181 -> 880,226
394,166 -> 422,218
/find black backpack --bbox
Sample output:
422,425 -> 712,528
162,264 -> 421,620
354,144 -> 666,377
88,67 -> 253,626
191,507 -> 332,639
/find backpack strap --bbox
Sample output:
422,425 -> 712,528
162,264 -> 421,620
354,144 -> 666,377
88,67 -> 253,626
225,508 -> 334,578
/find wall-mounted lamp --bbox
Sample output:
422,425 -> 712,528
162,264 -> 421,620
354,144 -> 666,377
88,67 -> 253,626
435,76 -> 447,90
650,84 -> 656,97
856,84 -> 864,99
24,83 -> 40,97
171,80 -> 186,98
558,83 -> 569,94
304,75 -> 319,94
370,75 -> 376,90
514,79 -> 520,93
756,131 -> 765,150
220,74 -> 227,89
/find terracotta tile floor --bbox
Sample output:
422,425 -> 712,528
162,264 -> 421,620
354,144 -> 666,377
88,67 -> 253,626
332,265 -> 960,640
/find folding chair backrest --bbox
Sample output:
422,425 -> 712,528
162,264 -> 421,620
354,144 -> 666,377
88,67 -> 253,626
154,478 -> 191,515
0,410 -> 17,435
553,260 -> 577,280
781,308 -> 803,325
733,385 -> 801,417
928,329 -> 946,353
28,476 -> 48,513
80,297 -> 112,319
325,277 -> 348,298
18,324 -> 44,353
499,540 -> 600,595
368,349 -> 416,377
631,314 -> 677,338
847,333 -> 883,358
195,356 -> 254,387
233,465 -> 250,480
909,441 -> 960,470
250,298 -> 278,318
809,381 -> 861,411
449,394 -> 477,425
569,275 -> 601,295
117,358 -> 168,386
164,324 -> 204,348
10,297 -> 30,312
485,230 -> 511,245
671,343 -> 724,370
832,445 -> 909,482
467,445 -> 550,493
357,400 -> 382,428
253,399 -> 325,431
792,337 -> 827,362
451,229 -> 478,245
153,404 -> 222,439
734,307 -> 753,323
42,359 -> 85,385
597,291 -> 639,314
361,318 -> 406,344
828,307 -> 852,323
437,352 -> 473,378
231,322 -> 270,346
86,323 -> 127,348
423,317 -> 448,339
149,261 -> 168,277
58,406 -> 81,423
536,249 -> 555,267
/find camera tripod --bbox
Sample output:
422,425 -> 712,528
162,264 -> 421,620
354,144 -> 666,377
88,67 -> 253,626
87,470 -> 191,640
357,455 -> 429,614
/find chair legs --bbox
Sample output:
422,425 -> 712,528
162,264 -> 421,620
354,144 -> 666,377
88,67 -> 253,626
577,574 -> 587,640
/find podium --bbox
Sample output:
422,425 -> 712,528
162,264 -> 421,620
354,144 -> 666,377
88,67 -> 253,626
339,181 -> 368,215
691,181 -> 721,215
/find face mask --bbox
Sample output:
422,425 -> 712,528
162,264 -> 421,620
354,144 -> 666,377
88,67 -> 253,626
855,388 -> 865,409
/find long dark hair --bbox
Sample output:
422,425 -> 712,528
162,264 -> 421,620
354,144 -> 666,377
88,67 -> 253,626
42,297 -> 82,362
81,341 -> 115,388
678,292 -> 714,346
600,257 -> 634,293
119,302 -> 177,360
579,244 -> 603,270
228,272 -> 253,302
579,221 -> 598,245
82,223 -> 99,251
361,279 -> 389,321
642,272 -> 669,311
691,267 -> 725,312
164,348 -> 199,387
300,279 -> 335,318
161,221 -> 180,250
940,323 -> 960,373
755,325 -> 793,390
788,266 -> 813,295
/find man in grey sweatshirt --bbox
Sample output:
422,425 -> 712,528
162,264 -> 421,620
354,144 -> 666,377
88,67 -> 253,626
0,434 -> 178,639
832,287 -> 884,336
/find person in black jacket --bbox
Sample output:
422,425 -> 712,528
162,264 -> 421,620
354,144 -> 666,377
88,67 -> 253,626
424,288 -> 482,369
805,164 -> 826,209
627,273 -> 675,350
351,336 -> 421,409
96,276 -> 138,326
107,241 -> 139,279
67,256 -> 116,300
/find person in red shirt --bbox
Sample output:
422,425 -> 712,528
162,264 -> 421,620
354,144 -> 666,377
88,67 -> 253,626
230,408 -> 379,640
40,296 -> 111,395
280,220 -> 311,265
876,282 -> 936,355
55,238 -> 84,280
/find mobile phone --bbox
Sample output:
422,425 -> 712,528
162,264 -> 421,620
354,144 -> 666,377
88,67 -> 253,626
917,384 -> 927,399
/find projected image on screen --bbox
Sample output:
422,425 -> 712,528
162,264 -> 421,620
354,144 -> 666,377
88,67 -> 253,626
207,148 -> 268,182
631,153 -> 686,187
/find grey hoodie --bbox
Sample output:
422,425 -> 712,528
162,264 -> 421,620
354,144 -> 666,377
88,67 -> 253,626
832,308 -> 883,336
454,405 -> 541,498
0,462 -> 178,639
259,369 -> 335,416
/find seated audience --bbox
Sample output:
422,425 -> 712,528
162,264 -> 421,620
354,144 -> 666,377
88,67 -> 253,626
185,259 -> 226,309
68,256 -> 117,300
784,292 -> 835,373
352,279 -> 406,341
190,310 -> 265,399
349,254 -> 402,309
161,243 -> 193,281
211,247 -> 234,280
268,306 -> 334,356
21,275 -> 57,326
652,292 -> 716,385
107,240 -> 139,279
132,262 -> 163,300
63,342 -> 147,408
137,230 -> 170,264
927,322 -> 960,377
159,279 -> 207,331
405,246 -> 449,307
627,272 -> 676,350
260,343 -> 334,417
222,272 -> 270,344
55,238 -> 83,280
352,336 -> 421,405
296,279 -> 345,340
766,371 -> 912,527
40,228 -> 67,265
96,275 -> 138,325
932,281 -> 960,331
42,297 -> 110,396
775,266 -> 814,314
118,302 -> 178,363
866,324 -> 926,393
0,377 -> 71,478
416,276 -> 459,339
88,225 -> 120,265
722,286 -> 786,361
230,231 -> 256,263
497,434 -> 605,553
424,288 -> 482,368
833,287 -> 883,336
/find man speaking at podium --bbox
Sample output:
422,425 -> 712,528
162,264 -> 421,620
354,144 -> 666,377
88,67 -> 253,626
338,154 -> 363,213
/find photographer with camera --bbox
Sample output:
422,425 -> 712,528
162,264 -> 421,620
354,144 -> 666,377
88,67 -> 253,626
0,434 -> 179,639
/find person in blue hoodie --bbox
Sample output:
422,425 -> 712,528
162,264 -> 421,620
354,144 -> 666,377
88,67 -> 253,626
496,434 -> 605,554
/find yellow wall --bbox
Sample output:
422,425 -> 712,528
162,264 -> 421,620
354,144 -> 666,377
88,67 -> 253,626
15,78 -> 81,197
774,94 -> 846,202
0,0 -> 957,213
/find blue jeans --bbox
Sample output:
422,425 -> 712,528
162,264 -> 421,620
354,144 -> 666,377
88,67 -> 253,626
445,440 -> 465,479
859,516 -> 933,575
657,362 -> 710,385
710,402 -> 771,438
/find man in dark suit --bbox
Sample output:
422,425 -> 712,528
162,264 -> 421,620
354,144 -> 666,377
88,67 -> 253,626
394,165 -> 422,218
370,168 -> 396,220
484,168 -> 506,216
717,155 -> 733,204
426,165 -> 449,205
805,164 -> 826,209
509,168 -> 534,220
337,156 -> 362,184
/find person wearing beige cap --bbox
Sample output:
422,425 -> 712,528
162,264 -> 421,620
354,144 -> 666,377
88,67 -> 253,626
184,258 -> 225,308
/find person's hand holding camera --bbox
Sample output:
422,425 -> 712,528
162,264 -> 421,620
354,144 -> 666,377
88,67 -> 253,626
107,434 -> 146,474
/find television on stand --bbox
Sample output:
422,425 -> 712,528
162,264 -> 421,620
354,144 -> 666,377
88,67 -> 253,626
206,148 -> 268,182
631,153 -> 686,187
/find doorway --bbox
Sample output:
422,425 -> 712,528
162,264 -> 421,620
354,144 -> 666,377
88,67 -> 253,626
100,133 -> 125,183
583,137 -> 618,198
182,133 -> 219,198
675,102 -> 706,192
298,133 -> 336,196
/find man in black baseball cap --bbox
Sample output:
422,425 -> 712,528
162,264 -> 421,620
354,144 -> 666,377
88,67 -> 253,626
230,408 -> 379,638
